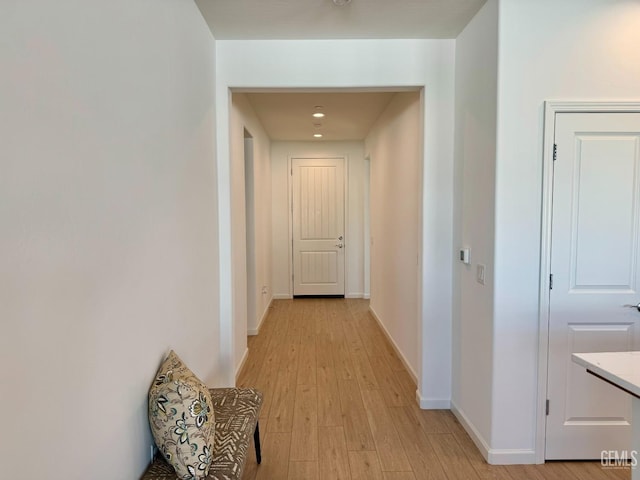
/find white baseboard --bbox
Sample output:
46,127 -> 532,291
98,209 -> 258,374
450,400 -> 491,460
363,293 -> 370,299
416,390 -> 451,409
450,400 -> 536,465
487,449 -> 537,465
368,306 -> 418,385
235,347 -> 249,382
272,294 -> 293,300
345,293 -> 365,299
248,297 -> 272,336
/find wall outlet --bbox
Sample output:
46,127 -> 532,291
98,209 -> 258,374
477,264 -> 486,285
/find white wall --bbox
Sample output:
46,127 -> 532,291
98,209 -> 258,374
0,1 -> 218,479
365,92 -> 422,378
271,141 -> 365,299
492,0 -> 640,463
363,157 -> 371,299
216,39 -> 455,403
230,94 -> 272,363
451,0 -> 498,460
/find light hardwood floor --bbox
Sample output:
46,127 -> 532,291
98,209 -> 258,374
237,298 -> 629,480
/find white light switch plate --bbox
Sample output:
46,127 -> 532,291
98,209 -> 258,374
477,264 -> 486,285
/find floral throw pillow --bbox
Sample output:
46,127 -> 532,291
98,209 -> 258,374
148,351 -> 215,480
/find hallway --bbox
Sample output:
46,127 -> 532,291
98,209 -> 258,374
237,299 -> 627,480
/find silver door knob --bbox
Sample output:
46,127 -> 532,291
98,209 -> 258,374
335,243 -> 343,248
624,303 -> 640,312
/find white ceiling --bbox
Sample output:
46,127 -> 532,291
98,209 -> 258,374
243,91 -> 402,141
195,0 -> 486,40
210,1 -> 485,142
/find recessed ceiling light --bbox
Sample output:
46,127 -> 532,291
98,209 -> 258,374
333,0 -> 351,5
312,112 -> 325,118
314,134 -> 323,138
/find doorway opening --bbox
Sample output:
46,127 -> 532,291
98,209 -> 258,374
228,88 -> 430,399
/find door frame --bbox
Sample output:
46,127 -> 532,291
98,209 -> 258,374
288,154 -> 349,296
536,100 -> 640,463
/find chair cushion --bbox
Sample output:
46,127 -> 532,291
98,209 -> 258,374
208,388 -> 262,479
143,388 -> 263,480
148,351 -> 215,479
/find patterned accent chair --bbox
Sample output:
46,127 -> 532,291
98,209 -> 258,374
143,388 -> 263,480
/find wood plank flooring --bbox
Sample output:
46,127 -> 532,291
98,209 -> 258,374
237,298 -> 629,480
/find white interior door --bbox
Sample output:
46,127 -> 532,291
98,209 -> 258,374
292,158 -> 345,296
546,112 -> 640,459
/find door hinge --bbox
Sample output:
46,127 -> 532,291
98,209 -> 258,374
546,399 -> 550,416
553,143 -> 557,162
549,274 -> 553,290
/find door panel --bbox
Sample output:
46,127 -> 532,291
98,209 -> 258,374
299,251 -> 338,284
292,158 -> 345,296
546,112 -> 640,459
572,135 -> 639,290
565,324 -> 632,422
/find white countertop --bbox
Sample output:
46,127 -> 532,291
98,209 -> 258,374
573,351 -> 640,399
